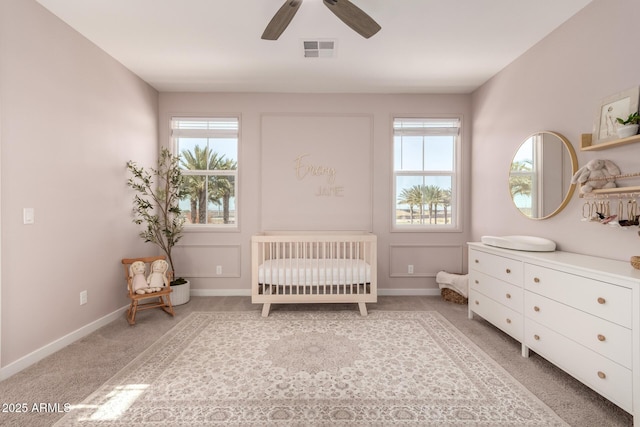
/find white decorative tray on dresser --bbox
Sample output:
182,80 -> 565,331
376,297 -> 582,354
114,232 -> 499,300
467,242 -> 640,425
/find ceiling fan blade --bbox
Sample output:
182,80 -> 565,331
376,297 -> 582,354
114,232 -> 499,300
261,0 -> 303,40
323,0 -> 381,39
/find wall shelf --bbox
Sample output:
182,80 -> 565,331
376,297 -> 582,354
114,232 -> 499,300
579,186 -> 640,198
580,133 -> 640,151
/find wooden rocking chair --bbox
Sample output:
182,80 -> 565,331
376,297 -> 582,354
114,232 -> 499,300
122,256 -> 175,325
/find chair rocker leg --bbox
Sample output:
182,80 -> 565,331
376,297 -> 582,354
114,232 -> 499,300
127,300 -> 138,325
161,295 -> 175,317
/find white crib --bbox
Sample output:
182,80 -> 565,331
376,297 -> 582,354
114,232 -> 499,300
251,232 -> 377,317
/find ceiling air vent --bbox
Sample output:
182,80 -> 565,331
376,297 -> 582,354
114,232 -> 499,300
303,40 -> 336,58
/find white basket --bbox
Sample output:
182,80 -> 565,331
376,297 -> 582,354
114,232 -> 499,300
170,280 -> 191,306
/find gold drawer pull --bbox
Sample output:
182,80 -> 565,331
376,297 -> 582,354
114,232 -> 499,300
475,280 -> 479,284
505,268 -> 511,274
533,306 -> 540,312
475,259 -> 479,263
506,318 -> 512,324
597,297 -> 606,304
597,334 -> 606,342
475,300 -> 479,305
597,371 -> 606,379
534,334 -> 540,341
533,277 -> 540,283
506,293 -> 511,299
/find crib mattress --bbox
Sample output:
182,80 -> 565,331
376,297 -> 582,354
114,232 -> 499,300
258,258 -> 371,286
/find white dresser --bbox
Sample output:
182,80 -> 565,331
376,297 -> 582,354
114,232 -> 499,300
468,242 -> 640,424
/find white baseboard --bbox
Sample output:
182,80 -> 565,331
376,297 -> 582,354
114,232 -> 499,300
190,289 -> 252,297
378,288 -> 440,296
0,306 -> 128,381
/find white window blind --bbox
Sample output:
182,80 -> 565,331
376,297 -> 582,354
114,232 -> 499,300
393,117 -> 460,136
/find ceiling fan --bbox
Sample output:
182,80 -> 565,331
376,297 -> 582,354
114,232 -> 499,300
261,0 -> 381,40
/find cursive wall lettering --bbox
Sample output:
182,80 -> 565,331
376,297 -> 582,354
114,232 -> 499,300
294,153 -> 343,197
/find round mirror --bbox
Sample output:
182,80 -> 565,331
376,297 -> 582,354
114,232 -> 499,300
509,131 -> 577,219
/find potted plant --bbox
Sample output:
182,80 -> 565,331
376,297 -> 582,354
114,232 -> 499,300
126,148 -> 191,305
616,112 -> 640,138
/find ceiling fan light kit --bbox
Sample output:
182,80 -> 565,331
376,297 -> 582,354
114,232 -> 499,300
261,0 -> 381,41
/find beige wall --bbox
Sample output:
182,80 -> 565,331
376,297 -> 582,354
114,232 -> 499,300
160,93 -> 472,294
471,0 -> 640,260
0,0 -> 158,370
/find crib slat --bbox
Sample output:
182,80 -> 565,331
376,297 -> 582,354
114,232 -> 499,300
292,241 -> 297,295
271,242 -> 275,294
323,241 -> 328,294
344,240 -> 349,293
346,242 -> 349,294
265,241 -> 269,294
338,241 -> 342,294
348,243 -> 352,294
286,241 -> 290,295
344,241 -> 347,293
316,241 -> 322,295
278,242 -> 281,294
360,242 -> 365,294
329,241 -> 333,293
356,241 -> 360,294
262,241 -> 267,295
266,242 -> 270,292
303,242 -> 308,294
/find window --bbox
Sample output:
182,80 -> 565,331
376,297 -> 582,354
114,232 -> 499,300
393,117 -> 460,229
171,117 -> 239,227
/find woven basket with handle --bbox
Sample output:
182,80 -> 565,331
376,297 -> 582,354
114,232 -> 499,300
441,288 -> 468,305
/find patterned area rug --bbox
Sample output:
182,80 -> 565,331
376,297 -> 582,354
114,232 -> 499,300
55,311 -> 568,426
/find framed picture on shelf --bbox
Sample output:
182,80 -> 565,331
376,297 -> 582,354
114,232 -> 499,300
593,86 -> 639,145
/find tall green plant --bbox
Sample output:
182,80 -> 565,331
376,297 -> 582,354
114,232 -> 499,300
126,148 -> 186,280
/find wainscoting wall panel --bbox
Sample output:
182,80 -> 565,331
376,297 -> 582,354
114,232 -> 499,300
173,244 -> 241,278
389,244 -> 464,277
260,114 -> 373,231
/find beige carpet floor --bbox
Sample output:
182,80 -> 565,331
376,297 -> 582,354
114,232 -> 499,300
0,296 -> 633,426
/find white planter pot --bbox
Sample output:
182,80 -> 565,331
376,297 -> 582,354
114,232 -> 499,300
170,279 -> 191,306
616,124 -> 639,138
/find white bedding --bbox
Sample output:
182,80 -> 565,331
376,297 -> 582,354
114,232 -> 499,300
258,258 -> 371,286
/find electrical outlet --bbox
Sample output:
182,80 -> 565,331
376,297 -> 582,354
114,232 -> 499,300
408,265 -> 414,274
23,208 -> 35,225
216,265 -> 222,275
80,290 -> 88,305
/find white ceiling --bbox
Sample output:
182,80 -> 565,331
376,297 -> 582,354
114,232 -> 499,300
35,0 -> 593,94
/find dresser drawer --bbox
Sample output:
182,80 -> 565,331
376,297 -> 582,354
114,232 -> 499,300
524,291 -> 632,368
469,249 -> 523,286
525,319 -> 632,412
524,264 -> 632,328
469,290 -> 523,342
470,271 -> 522,314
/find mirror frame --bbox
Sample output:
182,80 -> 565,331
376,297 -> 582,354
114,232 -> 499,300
509,131 -> 578,220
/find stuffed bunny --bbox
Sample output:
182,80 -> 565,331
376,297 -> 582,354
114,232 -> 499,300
147,259 -> 170,291
571,159 -> 621,193
130,261 -> 149,295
